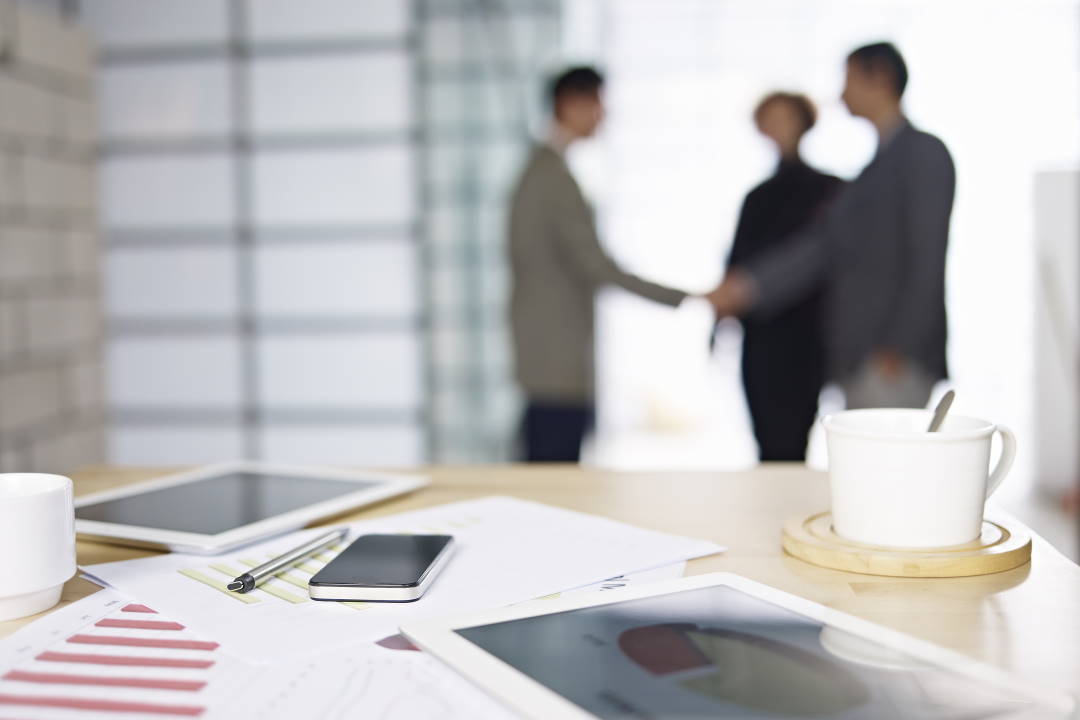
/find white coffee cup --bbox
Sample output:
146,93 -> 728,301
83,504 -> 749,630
0,474 -> 76,621
822,409 -> 1017,548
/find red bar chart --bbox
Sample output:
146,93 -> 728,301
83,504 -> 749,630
0,590 -> 240,718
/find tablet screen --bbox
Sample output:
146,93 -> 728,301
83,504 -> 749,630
456,584 -> 1047,719
75,472 -> 376,535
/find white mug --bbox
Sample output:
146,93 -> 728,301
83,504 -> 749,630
0,474 -> 76,622
823,409 -> 1017,548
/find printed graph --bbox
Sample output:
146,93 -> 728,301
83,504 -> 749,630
0,600 -> 224,717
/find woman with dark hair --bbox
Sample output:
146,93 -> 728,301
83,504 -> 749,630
721,92 -> 842,462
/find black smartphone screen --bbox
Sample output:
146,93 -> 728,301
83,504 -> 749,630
310,534 -> 453,588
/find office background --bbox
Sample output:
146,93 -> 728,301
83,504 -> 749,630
0,0 -> 1077,553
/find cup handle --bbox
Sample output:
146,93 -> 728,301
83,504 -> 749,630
986,425 -> 1017,498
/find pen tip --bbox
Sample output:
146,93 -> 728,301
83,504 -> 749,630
226,581 -> 243,592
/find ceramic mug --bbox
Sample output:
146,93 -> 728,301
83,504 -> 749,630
0,473 -> 76,622
822,409 -> 1017,548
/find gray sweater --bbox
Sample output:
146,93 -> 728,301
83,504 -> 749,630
747,120 -> 955,381
508,144 -> 687,402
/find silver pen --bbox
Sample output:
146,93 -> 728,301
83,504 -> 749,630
227,527 -> 348,593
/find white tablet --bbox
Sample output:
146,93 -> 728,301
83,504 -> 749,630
403,572 -> 1075,719
74,461 -> 427,554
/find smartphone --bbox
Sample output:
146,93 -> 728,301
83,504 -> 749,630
308,534 -> 454,602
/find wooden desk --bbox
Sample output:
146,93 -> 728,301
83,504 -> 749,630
3,464 -> 1078,701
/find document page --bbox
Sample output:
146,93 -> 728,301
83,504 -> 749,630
0,589 -> 516,719
83,496 -> 722,662
0,589 -> 256,718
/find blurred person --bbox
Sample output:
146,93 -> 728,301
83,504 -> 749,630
721,92 -> 842,461
508,66 -> 696,463
707,42 -> 955,410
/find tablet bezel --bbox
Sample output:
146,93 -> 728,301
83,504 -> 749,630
401,571 -> 1075,720
74,461 -> 428,554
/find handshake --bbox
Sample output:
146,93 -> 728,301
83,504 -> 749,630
700,269 -> 757,318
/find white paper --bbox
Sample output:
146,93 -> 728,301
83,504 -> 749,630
536,560 -> 688,600
0,589 -> 520,719
227,643 -> 515,720
82,496 -> 722,663
0,588 -> 258,720
228,563 -> 690,719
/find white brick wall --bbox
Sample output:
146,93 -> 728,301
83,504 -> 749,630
60,96 -> 96,148
30,423 -> 104,472
26,293 -> 101,353
0,76 -> 60,139
0,149 -> 19,207
0,367 -> 64,433
0,227 -> 53,284
22,154 -> 95,211
0,0 -> 103,474
58,229 -> 99,278
7,3 -> 93,80
65,356 -> 103,412
0,302 -> 18,362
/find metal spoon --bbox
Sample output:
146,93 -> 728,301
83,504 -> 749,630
927,389 -> 955,432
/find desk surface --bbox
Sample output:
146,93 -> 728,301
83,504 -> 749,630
3,464 -> 1078,699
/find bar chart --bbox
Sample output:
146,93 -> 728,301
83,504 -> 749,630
0,587 -> 512,719
0,590 -> 253,718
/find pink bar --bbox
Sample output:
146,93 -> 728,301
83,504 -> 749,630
0,693 -> 204,716
4,670 -> 205,692
96,619 -> 185,631
68,635 -> 218,651
121,604 -> 156,614
37,652 -> 214,669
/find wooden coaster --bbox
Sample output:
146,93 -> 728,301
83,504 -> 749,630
782,511 -> 1032,578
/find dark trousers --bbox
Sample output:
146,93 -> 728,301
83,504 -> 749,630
521,401 -> 595,463
741,333 -> 823,462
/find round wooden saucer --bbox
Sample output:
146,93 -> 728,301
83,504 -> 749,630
782,511 -> 1031,578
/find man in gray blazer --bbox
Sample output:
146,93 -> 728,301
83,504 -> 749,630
509,67 -> 693,462
710,43 -> 955,409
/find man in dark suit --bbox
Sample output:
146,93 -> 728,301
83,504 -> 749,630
708,43 -> 955,410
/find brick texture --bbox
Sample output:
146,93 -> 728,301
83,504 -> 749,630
0,1 -> 103,474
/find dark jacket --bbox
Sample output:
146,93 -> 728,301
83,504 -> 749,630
726,159 -> 842,346
746,120 -> 955,381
